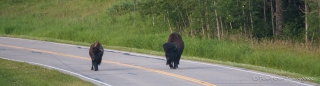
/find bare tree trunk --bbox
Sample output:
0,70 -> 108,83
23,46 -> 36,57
220,16 -> 224,37
201,17 -> 205,38
207,24 -> 210,38
249,0 -> 254,35
133,0 -> 136,26
244,23 -> 247,34
166,12 -> 172,33
206,0 -> 210,38
201,0 -> 205,38
202,26 -> 205,38
230,22 -> 233,30
176,22 -> 179,32
186,9 -> 193,36
305,0 -> 309,43
264,0 -> 267,31
186,9 -> 192,25
275,0 -> 284,36
179,11 -> 187,29
271,0 -> 275,36
311,31 -> 315,48
240,26 -> 243,35
168,19 -> 172,33
214,1 -> 220,41
152,9 -> 155,27
242,10 -> 247,35
318,1 -> 320,41
225,22 -> 228,35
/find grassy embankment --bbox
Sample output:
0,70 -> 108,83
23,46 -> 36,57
0,58 -> 94,86
0,0 -> 319,84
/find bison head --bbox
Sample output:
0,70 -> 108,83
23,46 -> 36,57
163,42 -> 178,61
92,42 -> 104,55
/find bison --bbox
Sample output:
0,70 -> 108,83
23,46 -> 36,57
163,32 -> 184,69
89,41 -> 104,71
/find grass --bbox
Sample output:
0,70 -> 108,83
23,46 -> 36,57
0,58 -> 94,86
0,0 -> 319,84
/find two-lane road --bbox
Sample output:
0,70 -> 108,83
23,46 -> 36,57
0,37 -> 317,86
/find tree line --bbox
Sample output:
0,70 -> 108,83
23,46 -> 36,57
111,0 -> 320,44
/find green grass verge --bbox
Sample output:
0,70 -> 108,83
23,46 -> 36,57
0,0 -> 319,84
0,58 -> 94,86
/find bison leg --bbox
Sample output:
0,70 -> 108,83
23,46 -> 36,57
167,60 -> 173,68
177,54 -> 182,65
91,61 -> 94,70
94,62 -> 99,71
169,64 -> 173,68
173,60 -> 178,69
166,60 -> 170,65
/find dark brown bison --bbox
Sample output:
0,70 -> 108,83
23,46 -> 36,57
89,41 -> 104,71
163,32 -> 184,69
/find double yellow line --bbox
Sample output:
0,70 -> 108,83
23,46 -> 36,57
0,43 -> 216,86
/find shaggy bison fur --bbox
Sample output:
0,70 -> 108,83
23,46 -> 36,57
163,32 -> 184,69
89,41 -> 104,71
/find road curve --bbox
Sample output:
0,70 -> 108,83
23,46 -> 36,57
0,37 -> 317,86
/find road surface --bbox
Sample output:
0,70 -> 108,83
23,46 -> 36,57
0,37 -> 317,86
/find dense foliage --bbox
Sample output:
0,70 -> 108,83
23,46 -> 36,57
109,0 -> 320,44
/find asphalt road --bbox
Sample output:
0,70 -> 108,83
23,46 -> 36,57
0,37 -> 318,86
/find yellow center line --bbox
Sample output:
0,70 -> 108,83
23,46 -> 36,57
0,43 -> 216,86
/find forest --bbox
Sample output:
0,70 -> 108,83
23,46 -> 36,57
112,0 -> 320,45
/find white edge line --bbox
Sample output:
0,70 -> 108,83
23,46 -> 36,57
102,49 -> 315,86
1,37 -> 315,86
76,45 -> 315,86
55,44 -> 315,86
182,60 -> 315,86
0,57 -> 112,86
137,54 -> 315,86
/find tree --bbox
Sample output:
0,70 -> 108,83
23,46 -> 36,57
270,0 -> 275,36
136,0 -> 319,44
305,0 -> 309,43
133,0 -> 136,26
318,0 -> 320,41
264,0 -> 267,31
214,1 -> 220,41
275,0 -> 284,36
